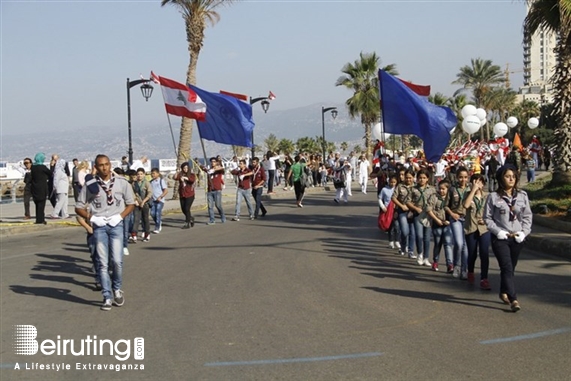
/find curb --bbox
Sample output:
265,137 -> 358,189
525,234 -> 571,260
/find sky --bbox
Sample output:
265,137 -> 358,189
1,0 -> 527,137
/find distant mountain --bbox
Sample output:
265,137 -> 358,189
1,103 -> 366,162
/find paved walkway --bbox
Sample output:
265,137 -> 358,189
1,177 -> 569,260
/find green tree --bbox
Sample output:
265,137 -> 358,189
446,94 -> 469,145
296,137 -> 319,154
277,138 -> 295,155
409,135 -> 423,149
264,133 -> 279,153
340,142 -> 348,152
452,58 -> 506,141
525,0 -> 571,185
512,99 -> 540,143
353,145 -> 362,154
232,145 -> 247,158
161,0 -> 236,169
336,52 -> 398,158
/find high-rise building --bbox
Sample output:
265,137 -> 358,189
517,3 -> 557,104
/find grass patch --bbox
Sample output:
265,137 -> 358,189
523,173 -> 571,215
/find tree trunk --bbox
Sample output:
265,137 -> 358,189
364,123 -> 372,159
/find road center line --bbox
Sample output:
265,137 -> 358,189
204,352 -> 383,367
480,327 -> 571,345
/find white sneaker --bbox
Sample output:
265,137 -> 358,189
395,242 -> 401,249
417,254 -> 424,266
423,258 -> 431,267
152,230 -> 160,234
389,242 -> 395,249
123,247 -> 130,256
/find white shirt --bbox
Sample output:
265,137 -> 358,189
358,159 -> 370,174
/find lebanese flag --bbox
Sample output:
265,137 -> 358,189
397,78 -> 431,97
268,91 -> 276,100
220,90 -> 248,102
151,71 -> 206,121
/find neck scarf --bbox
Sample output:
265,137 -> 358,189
96,175 -> 115,205
501,191 -> 517,221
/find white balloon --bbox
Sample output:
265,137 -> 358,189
528,117 -> 539,129
493,122 -> 509,137
372,122 -> 383,140
476,108 -> 487,121
506,116 -> 518,128
480,117 -> 487,126
462,115 -> 481,134
461,105 -> 477,118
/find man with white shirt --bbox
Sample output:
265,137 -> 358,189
75,154 -> 135,311
358,155 -> 370,194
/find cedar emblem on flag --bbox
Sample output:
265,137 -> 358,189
151,71 -> 206,120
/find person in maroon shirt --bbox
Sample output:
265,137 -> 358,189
201,157 -> 226,225
250,157 -> 267,218
174,162 -> 197,229
230,159 -> 255,221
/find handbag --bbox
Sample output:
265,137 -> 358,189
333,178 -> 346,189
378,201 -> 395,231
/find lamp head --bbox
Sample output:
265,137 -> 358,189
261,99 -> 270,113
140,83 -> 154,101
331,109 -> 338,119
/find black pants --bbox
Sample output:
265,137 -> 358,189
24,190 -> 32,217
251,188 -> 266,217
294,180 -> 305,203
491,236 -> 524,302
180,196 -> 195,223
133,204 -> 150,235
267,170 -> 275,193
33,198 -> 46,223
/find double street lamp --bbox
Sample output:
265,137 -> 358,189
250,96 -> 270,159
126,77 -> 154,164
321,106 -> 338,160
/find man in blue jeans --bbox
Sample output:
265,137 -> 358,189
202,157 -> 226,225
230,159 -> 254,221
150,167 -> 168,234
76,154 -> 135,311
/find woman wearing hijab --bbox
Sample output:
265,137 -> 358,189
30,153 -> 51,224
483,165 -> 532,312
50,158 -> 70,218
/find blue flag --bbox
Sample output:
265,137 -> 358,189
188,84 -> 255,147
379,70 -> 457,162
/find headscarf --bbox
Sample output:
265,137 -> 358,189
55,158 -> 66,173
33,153 -> 45,165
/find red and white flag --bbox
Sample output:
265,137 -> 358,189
151,71 -> 206,121
219,90 -> 249,102
268,91 -> 276,100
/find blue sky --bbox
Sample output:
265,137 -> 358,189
1,0 -> 526,136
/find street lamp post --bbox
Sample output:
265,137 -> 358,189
127,77 -> 154,164
250,96 -> 270,159
321,106 -> 338,160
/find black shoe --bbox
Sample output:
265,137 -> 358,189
190,220 -> 195,228
182,223 -> 190,229
261,211 -> 267,217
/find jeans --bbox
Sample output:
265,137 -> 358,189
87,233 -> 100,284
235,188 -> 254,217
123,212 -> 134,248
491,236 -> 524,302
207,190 -> 226,223
387,218 -> 400,243
449,217 -> 468,271
413,215 -> 432,258
133,204 -> 150,235
397,211 -> 416,254
251,187 -> 266,217
180,196 -> 195,223
527,169 -> 535,183
93,222 -> 124,300
432,224 -> 453,266
487,175 -> 497,193
466,230 -> 491,279
150,201 -> 165,230
267,170 -> 275,192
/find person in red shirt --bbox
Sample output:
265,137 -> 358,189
201,157 -> 226,225
250,157 -> 267,218
230,159 -> 254,221
174,162 -> 197,229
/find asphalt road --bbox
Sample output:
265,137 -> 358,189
1,190 -> 570,381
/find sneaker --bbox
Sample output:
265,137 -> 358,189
417,254 -> 424,266
123,247 -> 130,256
113,290 -> 124,307
480,279 -> 491,290
249,215 -> 255,220
408,252 -> 417,259
152,230 -> 160,234
431,262 -> 439,272
446,265 -> 454,274
261,211 -> 267,217
423,258 -> 431,267
499,293 -> 510,305
460,270 -> 468,280
398,250 -> 405,256
395,242 -> 401,249
143,234 -> 150,242
101,299 -> 112,311
206,221 -> 216,226
190,220 -> 195,228
131,235 -> 137,242
510,300 -> 521,312
232,217 -> 240,221
389,242 -> 395,249
467,272 -> 475,284
452,266 -> 461,278
158,224 -> 162,232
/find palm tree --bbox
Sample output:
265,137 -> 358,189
336,52 -> 398,158
264,133 -> 279,153
525,0 -> 571,185
161,0 -> 236,168
277,138 -> 295,155
453,58 -> 506,141
512,99 -> 540,142
340,142 -> 348,152
446,94 -> 469,143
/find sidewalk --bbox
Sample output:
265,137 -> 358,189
1,179 -> 569,261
